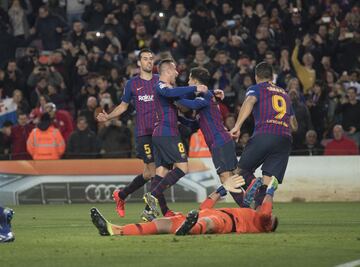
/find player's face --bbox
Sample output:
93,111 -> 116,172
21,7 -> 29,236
188,74 -> 196,86
168,63 -> 178,84
139,52 -> 154,73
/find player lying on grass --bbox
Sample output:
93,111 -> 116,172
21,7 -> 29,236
90,176 -> 279,236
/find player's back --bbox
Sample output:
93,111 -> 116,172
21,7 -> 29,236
248,81 -> 292,138
198,93 -> 232,149
122,74 -> 159,136
153,81 -> 179,136
220,207 -> 271,233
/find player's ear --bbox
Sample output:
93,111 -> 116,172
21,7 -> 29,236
137,60 -> 141,67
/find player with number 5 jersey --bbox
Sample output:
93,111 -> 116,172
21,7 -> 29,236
230,62 -> 298,209
96,48 -> 167,221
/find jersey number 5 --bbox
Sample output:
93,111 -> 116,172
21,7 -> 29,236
272,95 -> 287,119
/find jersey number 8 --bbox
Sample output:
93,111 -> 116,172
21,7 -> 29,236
178,143 -> 185,153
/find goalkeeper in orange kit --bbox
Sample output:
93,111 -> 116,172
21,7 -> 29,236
90,176 -> 279,236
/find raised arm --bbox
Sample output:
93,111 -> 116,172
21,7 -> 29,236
156,83 -> 197,98
97,80 -> 132,122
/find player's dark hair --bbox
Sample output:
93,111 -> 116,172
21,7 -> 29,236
158,58 -> 175,74
271,216 -> 279,232
255,61 -> 273,80
190,67 -> 210,86
138,48 -> 153,60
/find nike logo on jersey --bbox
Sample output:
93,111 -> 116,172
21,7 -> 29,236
136,87 -> 144,91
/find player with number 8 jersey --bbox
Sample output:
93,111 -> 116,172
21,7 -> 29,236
230,62 -> 298,209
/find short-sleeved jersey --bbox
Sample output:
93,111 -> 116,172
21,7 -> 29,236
122,74 -> 159,137
246,81 -> 293,138
153,81 -> 196,137
177,92 -> 231,149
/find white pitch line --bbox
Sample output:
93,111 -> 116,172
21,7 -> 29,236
335,259 -> 360,267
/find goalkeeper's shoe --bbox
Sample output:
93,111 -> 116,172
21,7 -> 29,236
90,207 -> 114,236
143,193 -> 160,216
113,189 -> 125,217
0,208 -> 15,243
243,177 -> 263,207
140,209 -> 157,222
266,176 -> 279,197
175,210 -> 199,236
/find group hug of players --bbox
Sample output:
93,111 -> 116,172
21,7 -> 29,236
92,48 -> 298,237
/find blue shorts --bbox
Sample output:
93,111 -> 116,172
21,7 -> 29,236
152,136 -> 188,169
135,135 -> 154,164
238,134 -> 292,183
211,141 -> 237,175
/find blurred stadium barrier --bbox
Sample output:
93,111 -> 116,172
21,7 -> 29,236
0,156 -> 359,205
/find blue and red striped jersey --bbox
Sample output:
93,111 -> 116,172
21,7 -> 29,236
122,74 -> 159,137
246,81 -> 293,138
153,81 -> 196,136
177,91 -> 232,149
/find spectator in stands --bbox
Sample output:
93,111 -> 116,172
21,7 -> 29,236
30,5 -> 69,51
82,1 -> 106,31
95,92 -> 116,131
324,125 -> 358,156
65,0 -> 91,23
7,0 -> 30,40
44,102 -> 74,141
291,36 -> 316,95
342,70 -> 360,99
12,89 -> 30,114
167,1 -> 191,39
0,121 -> 12,160
2,59 -> 25,98
78,96 -> 98,133
336,87 -> 360,145
98,119 -> 132,158
96,76 -> 118,105
29,94 -> 50,125
292,130 -> 324,156
27,112 -> 65,160
4,112 -> 34,160
66,116 -> 99,159
289,89 -> 313,149
306,81 -> 328,139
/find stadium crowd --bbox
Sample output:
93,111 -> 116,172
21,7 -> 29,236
0,0 -> 359,159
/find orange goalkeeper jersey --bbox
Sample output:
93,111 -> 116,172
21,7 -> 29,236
198,202 -> 273,234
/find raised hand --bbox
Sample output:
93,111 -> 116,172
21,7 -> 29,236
223,174 -> 245,193
213,89 -> 225,100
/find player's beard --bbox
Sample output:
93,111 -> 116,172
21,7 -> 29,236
142,64 -> 153,73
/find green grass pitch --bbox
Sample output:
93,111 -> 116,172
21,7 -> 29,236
2,202 -> 360,267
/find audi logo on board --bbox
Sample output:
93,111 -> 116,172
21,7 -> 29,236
85,184 -> 127,203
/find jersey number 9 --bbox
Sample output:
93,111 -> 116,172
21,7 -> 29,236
272,95 -> 287,119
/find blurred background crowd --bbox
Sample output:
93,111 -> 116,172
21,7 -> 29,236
0,0 -> 359,160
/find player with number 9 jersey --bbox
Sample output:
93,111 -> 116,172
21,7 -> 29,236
230,62 -> 298,209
